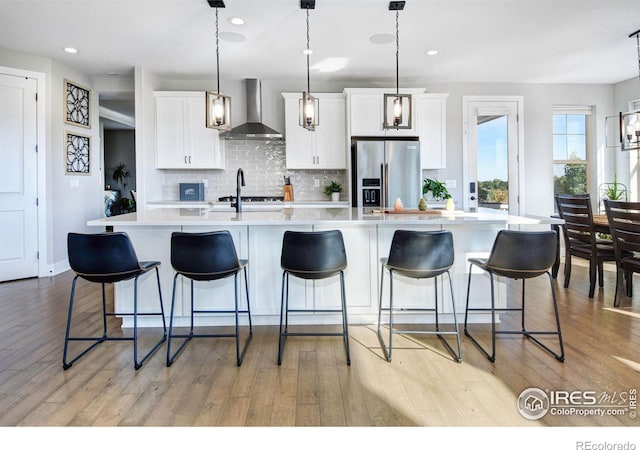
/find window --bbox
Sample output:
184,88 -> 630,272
553,107 -> 591,203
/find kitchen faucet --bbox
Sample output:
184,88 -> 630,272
234,168 -> 245,213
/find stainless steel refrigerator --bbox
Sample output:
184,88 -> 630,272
351,138 -> 421,209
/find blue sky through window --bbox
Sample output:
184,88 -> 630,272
477,115 -> 508,182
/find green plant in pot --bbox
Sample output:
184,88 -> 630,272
324,180 -> 343,201
604,176 -> 625,201
423,178 -> 451,201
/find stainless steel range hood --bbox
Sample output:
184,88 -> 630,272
220,78 -> 283,140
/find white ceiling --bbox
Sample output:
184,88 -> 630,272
1,0 -> 639,85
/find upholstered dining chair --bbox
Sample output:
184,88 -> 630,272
604,199 -> 640,307
555,194 -> 616,298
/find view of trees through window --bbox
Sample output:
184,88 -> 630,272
553,113 -> 588,200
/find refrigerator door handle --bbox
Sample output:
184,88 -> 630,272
384,163 -> 390,208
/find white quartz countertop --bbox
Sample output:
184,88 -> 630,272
88,207 -> 562,227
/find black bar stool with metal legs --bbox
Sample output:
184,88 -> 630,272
63,232 -> 167,370
167,231 -> 252,367
278,230 -> 350,365
378,229 -> 462,363
463,229 -> 565,363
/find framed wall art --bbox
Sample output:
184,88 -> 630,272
64,131 -> 91,175
64,79 -> 91,128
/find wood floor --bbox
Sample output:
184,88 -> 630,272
0,259 -> 638,428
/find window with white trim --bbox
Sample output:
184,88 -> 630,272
553,106 -> 591,205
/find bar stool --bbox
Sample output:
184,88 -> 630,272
378,230 -> 462,362
278,230 -> 350,365
463,230 -> 564,363
167,231 -> 252,367
63,232 -> 167,370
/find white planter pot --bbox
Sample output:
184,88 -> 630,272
331,192 -> 340,202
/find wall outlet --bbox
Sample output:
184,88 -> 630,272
445,179 -> 457,189
314,179 -> 320,187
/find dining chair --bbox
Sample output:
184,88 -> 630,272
555,194 -> 616,298
604,199 -> 640,307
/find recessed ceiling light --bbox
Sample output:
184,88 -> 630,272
425,50 -> 439,56
369,33 -> 394,44
63,47 -> 78,54
228,17 -> 244,25
302,49 -> 313,55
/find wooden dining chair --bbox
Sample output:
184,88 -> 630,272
555,194 -> 616,298
604,199 -> 640,307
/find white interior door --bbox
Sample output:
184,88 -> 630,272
463,98 -> 521,214
0,73 -> 38,281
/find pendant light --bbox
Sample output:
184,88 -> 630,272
620,28 -> 640,151
383,1 -> 411,130
206,1 -> 231,130
299,0 -> 319,131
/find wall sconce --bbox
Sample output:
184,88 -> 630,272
620,28 -> 640,151
383,1 -> 411,130
206,0 -> 231,130
299,0 -> 319,131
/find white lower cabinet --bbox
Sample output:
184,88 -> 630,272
112,222 -> 505,327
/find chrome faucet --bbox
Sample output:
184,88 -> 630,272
234,168 -> 245,213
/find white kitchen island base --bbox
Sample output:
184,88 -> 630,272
87,207 -> 560,328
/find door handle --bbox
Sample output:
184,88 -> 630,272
470,196 -> 476,201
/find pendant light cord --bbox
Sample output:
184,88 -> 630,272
216,6 -> 220,94
395,9 -> 399,96
636,32 -> 640,84
306,6 -> 311,95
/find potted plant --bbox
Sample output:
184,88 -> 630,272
324,180 -> 343,202
422,178 -> 451,201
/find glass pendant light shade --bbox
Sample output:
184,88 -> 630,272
206,1 -> 231,130
383,1 -> 411,130
206,91 -> 231,130
620,28 -> 640,151
300,92 -> 319,130
384,93 -> 411,129
299,1 -> 318,131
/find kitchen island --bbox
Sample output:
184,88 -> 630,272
87,207 -> 561,327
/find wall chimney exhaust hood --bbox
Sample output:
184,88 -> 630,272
220,78 -> 283,140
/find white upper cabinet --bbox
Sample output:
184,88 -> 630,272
282,93 -> 347,169
344,88 -> 424,137
417,93 -> 448,169
154,91 -> 224,169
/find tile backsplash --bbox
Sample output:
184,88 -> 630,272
161,139 -> 348,201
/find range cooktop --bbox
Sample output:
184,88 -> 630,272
217,195 -> 284,202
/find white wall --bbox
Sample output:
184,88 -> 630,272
0,49 -> 102,273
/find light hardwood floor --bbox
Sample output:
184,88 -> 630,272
0,259 -> 638,427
